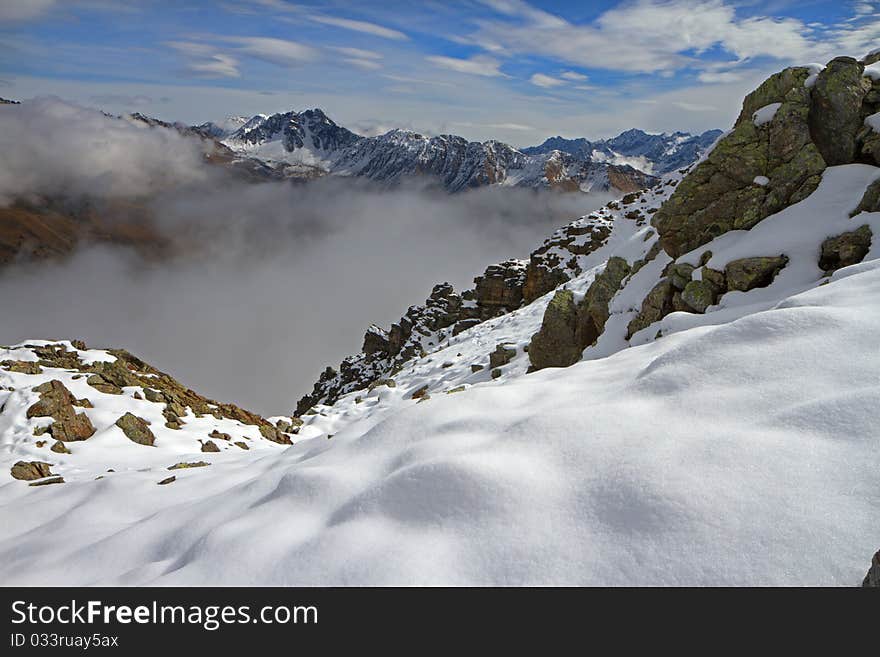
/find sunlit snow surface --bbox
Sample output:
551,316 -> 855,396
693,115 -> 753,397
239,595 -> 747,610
1,166 -> 879,585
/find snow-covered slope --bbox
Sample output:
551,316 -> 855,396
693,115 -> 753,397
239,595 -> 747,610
2,54 -> 879,586
523,128 -> 723,175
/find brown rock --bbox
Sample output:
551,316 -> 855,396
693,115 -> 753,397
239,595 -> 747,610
115,413 -> 155,446
11,460 -> 54,481
200,440 -> 220,453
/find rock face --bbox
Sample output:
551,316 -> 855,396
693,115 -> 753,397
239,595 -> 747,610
808,57 -> 870,166
527,290 -> 581,370
863,549 -> 880,587
654,56 -> 880,260
115,413 -> 155,446
653,66 -> 825,258
529,257 -> 629,371
575,257 -> 630,349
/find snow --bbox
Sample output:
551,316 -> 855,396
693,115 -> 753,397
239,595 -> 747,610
864,62 -> 880,81
1,159 -> 879,585
804,63 -> 825,88
866,112 -> 880,134
2,258 -> 879,584
752,103 -> 782,127
753,175 -> 770,186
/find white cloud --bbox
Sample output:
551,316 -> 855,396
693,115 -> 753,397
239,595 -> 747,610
560,70 -> 588,81
529,73 -> 566,87
345,58 -> 382,71
167,42 -> 242,78
427,54 -> 507,77
0,0 -> 57,22
222,36 -> 318,67
308,15 -> 409,41
329,47 -> 383,60
471,0 -> 826,74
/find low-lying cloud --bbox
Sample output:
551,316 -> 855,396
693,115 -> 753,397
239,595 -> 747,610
0,98 -> 612,414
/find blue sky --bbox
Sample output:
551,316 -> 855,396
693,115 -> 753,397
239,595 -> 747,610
1,0 -> 878,145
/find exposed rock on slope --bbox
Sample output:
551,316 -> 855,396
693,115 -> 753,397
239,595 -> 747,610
654,53 -> 880,259
1,341 -> 297,483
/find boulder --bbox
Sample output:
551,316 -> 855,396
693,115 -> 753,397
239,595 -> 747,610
627,279 -> 675,339
725,256 -> 788,291
528,289 -> 581,370
115,413 -> 155,446
201,440 -> 220,453
11,461 -> 54,481
489,343 -> 517,369
808,57 -> 870,166
819,225 -> 872,272
681,279 -> 718,313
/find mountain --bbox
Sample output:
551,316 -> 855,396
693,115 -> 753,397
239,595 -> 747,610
522,127 -> 723,175
213,108 -> 683,193
2,52 -> 880,585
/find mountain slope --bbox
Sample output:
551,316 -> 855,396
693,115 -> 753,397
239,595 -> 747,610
215,109 -> 709,193
522,128 -> 723,175
1,53 -> 879,585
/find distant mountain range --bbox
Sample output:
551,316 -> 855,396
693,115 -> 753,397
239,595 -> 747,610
195,108 -> 721,194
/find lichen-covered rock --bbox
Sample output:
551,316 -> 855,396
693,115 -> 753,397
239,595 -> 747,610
168,461 -> 210,470
819,225 -> 872,272
627,279 -> 675,339
863,549 -> 880,587
808,57 -> 870,166
852,179 -> 880,218
669,263 -> 695,290
11,460 -> 54,481
115,412 -> 155,446
528,289 -> 581,370
653,66 -> 825,257
576,257 -> 630,348
200,440 -> 220,453
489,343 -> 516,369
725,256 -> 788,291
1,361 -> 43,374
681,279 -> 717,313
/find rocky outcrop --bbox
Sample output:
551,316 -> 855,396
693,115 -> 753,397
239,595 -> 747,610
863,549 -> 880,587
575,257 -> 630,349
627,255 -> 789,338
26,380 -> 95,442
653,66 -> 825,258
653,55 -> 880,260
296,259 -> 533,414
808,57 -> 871,166
529,257 -> 630,371
527,290 -> 581,370
819,226 -> 872,272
